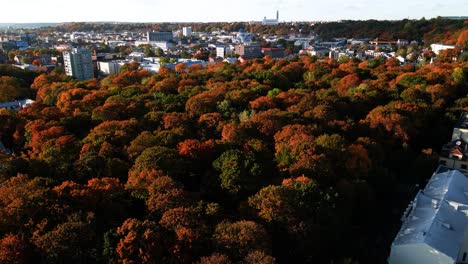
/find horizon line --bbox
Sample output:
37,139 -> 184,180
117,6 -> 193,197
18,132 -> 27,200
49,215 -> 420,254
1,16 -> 465,25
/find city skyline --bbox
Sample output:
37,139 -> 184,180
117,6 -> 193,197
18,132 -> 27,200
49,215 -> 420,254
1,0 -> 467,23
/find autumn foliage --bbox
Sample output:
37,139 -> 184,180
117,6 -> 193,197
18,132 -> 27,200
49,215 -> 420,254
0,46 -> 466,263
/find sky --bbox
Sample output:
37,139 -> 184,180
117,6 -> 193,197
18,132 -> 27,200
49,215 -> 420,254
2,0 -> 468,23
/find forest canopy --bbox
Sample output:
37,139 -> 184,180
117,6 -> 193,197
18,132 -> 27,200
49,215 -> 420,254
0,49 -> 467,263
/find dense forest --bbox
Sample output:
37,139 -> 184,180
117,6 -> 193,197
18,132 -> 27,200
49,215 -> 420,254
0,52 -> 467,263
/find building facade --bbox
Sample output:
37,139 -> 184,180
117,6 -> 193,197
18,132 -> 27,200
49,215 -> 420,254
261,47 -> 285,58
262,11 -> 279,25
97,61 -> 121,75
63,48 -> 94,80
235,42 -> 262,60
147,31 -> 173,42
216,46 -> 232,58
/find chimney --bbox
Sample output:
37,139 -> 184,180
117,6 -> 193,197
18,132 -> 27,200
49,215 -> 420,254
277,10 -> 279,20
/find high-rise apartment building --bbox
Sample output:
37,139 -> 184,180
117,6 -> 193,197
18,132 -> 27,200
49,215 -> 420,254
63,48 -> 94,80
147,31 -> 173,42
182,27 -> 192,37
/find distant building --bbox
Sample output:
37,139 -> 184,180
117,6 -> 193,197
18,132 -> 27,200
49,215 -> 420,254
235,42 -> 262,60
140,62 -> 161,74
150,41 -> 174,52
294,39 -> 310,49
127,51 -> 145,62
439,112 -> 468,174
223,57 -> 238,64
235,29 -> 255,43
397,39 -> 409,46
19,32 -> 36,45
97,61 -> 121,75
431,43 -> 457,55
0,99 -> 35,111
329,49 -> 347,60
388,168 -> 468,264
349,38 -> 371,46
147,31 -> 173,42
70,32 -> 86,41
0,41 -> 17,52
261,47 -> 285,58
63,48 -> 94,80
303,47 -> 329,58
262,11 -> 279,25
216,46 -> 232,58
182,27 -> 192,37
135,40 -> 174,52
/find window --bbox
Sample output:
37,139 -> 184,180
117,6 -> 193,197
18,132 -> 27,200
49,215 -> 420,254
463,252 -> 467,261
461,164 -> 467,170
439,160 -> 447,165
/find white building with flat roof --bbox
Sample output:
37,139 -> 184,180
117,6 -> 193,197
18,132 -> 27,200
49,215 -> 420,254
388,169 -> 468,264
431,43 -> 457,55
97,61 -> 122,75
216,46 -> 232,58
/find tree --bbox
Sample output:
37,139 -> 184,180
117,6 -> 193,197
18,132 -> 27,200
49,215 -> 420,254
146,176 -> 188,214
0,175 -> 58,234
33,216 -> 97,263
115,218 -> 167,263
337,73 -> 361,96
198,253 -> 232,264
126,169 -> 166,199
131,146 -> 186,178
197,113 -> 223,139
213,220 -> 270,260
177,139 -> 215,160
273,124 -> 322,178
185,87 -> 226,117
360,101 -> 421,143
244,250 -> 276,264
0,234 -> 34,264
159,206 -> 207,262
0,76 -> 31,102
212,149 -> 263,195
139,44 -> 155,57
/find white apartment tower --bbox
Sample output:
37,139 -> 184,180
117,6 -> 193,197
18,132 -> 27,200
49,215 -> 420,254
63,48 -> 94,80
182,27 -> 192,37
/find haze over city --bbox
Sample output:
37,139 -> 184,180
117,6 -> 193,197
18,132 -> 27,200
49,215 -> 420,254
2,0 -> 468,23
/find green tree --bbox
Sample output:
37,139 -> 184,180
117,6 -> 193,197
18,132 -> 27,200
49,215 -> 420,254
213,149 -> 263,195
